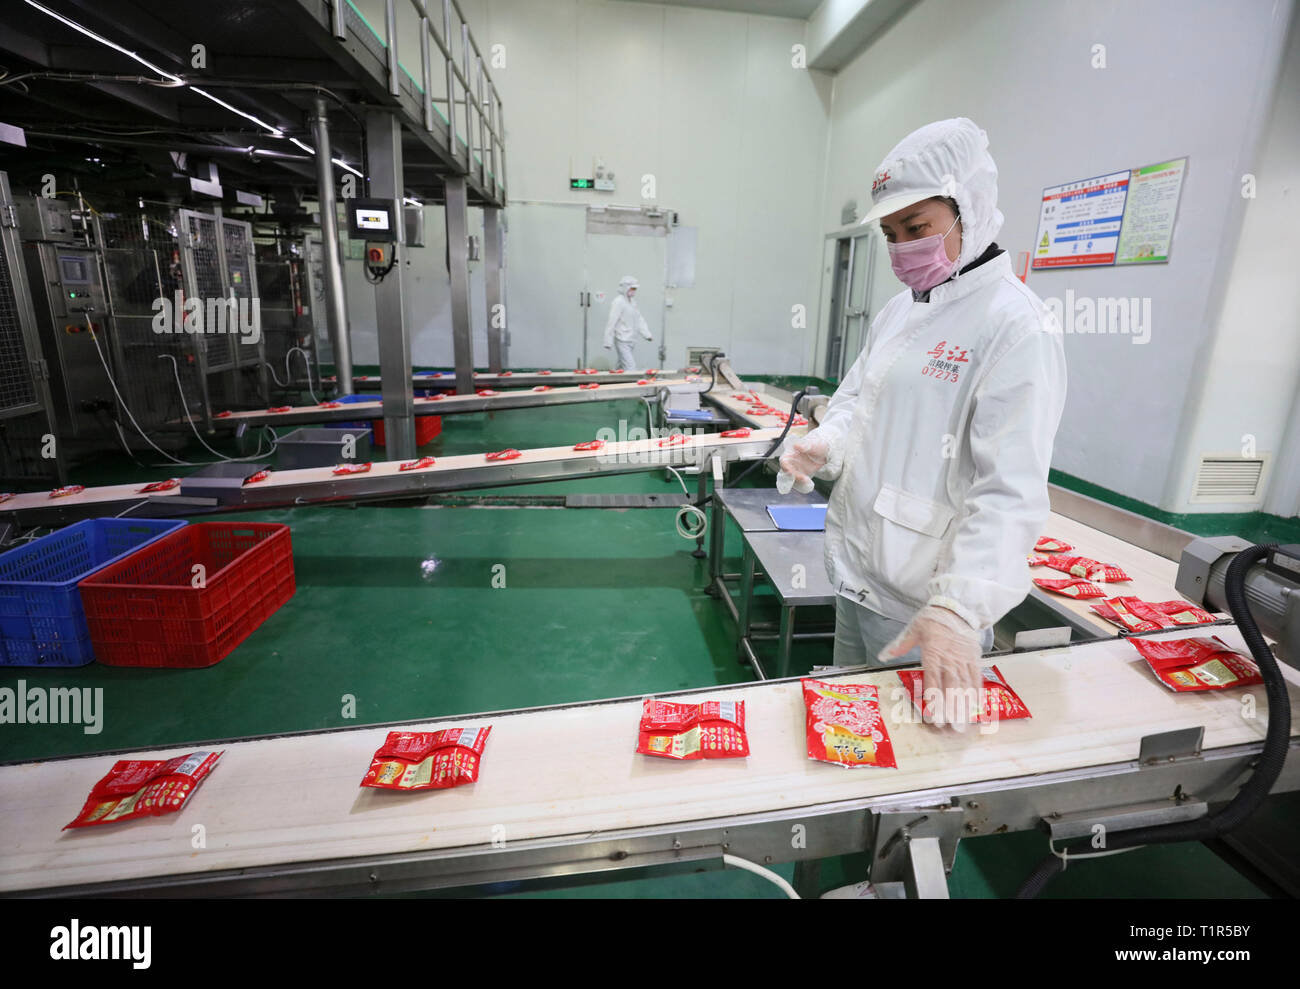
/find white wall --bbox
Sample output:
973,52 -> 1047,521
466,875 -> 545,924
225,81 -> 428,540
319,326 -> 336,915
1165,6 -> 1300,516
816,0 -> 1297,514
347,0 -> 832,376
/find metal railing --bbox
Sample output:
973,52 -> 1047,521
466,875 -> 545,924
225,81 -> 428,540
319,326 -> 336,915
329,0 -> 506,202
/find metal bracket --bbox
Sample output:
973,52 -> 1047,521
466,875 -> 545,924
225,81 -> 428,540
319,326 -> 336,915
1139,726 -> 1204,765
1013,626 -> 1072,651
904,837 -> 950,899
1048,797 -> 1208,842
0,203 -> 17,228
870,805 -> 965,889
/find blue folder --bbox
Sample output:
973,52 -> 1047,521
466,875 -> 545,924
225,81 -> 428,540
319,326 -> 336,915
766,504 -> 828,531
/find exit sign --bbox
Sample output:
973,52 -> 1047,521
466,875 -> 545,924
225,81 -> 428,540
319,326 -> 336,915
570,178 -> 594,190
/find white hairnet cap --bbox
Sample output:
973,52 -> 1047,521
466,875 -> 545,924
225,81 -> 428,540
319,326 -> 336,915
618,275 -> 639,295
860,117 -> 1004,270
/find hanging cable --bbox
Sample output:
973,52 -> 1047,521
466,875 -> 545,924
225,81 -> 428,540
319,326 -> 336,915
721,853 -> 800,899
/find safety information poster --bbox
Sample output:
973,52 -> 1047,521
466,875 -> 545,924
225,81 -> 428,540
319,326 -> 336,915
1032,170 -> 1131,268
1115,157 -> 1187,264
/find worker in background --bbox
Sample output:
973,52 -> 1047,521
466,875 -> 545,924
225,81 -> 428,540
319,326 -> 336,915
778,118 -> 1067,729
603,275 -> 654,370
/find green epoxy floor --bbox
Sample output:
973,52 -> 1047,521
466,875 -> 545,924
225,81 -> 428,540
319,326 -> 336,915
1,393 -> 1288,898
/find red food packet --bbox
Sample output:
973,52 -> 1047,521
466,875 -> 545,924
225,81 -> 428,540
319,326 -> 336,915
0,493 -> 14,505
532,385 -> 553,392
485,448 -> 522,461
138,478 -> 179,493
658,433 -> 689,447
897,665 -> 1031,723
399,456 -> 436,472
319,400 -> 343,409
636,698 -> 749,760
426,393 -> 446,400
538,370 -> 552,375
1033,576 -> 1107,599
1128,636 -> 1263,692
267,406 -> 292,413
801,679 -> 896,768
65,751 -> 223,829
244,468 -> 270,485
499,371 -> 512,377
1027,554 -> 1049,567
332,462 -> 372,475
476,389 -> 500,397
573,439 -> 605,451
721,428 -> 752,438
686,366 -> 701,373
50,485 -> 85,499
1035,536 -> 1073,554
1153,600 -> 1217,625
361,728 -> 491,790
214,410 -> 233,418
579,383 -> 601,390
636,379 -> 651,385
1044,555 -> 1131,583
1090,596 -> 1175,633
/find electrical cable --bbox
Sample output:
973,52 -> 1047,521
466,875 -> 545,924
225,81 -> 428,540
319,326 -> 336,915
721,853 -> 800,899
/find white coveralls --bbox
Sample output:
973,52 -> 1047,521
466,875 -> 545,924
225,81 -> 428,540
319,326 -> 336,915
603,276 -> 653,370
803,120 -> 1068,666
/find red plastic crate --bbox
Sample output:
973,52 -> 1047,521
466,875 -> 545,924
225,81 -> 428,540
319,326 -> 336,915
78,523 -> 295,668
373,415 -> 441,447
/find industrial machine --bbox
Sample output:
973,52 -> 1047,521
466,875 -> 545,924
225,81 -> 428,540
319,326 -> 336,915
18,197 -> 117,439
0,174 -> 64,487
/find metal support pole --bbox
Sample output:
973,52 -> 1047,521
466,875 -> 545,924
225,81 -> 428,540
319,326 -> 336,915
443,0 -> 458,162
385,0 -> 401,98
483,207 -> 506,372
445,175 -> 475,394
365,110 -> 416,459
310,97 -> 353,396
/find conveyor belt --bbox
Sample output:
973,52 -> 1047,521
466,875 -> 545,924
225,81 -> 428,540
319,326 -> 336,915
0,426 -> 798,527
1,626 -> 1295,896
198,378 -> 695,429
324,369 -> 685,389
1031,512 -> 1226,636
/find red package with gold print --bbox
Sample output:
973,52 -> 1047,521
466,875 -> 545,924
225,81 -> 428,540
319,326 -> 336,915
361,728 -> 491,790
636,698 -> 748,760
1033,576 -> 1108,599
1044,555 -> 1131,583
1128,636 -> 1262,692
65,751 -> 223,829
1091,597 -> 1218,632
802,679 -> 896,768
1035,536 -> 1073,554
897,665 -> 1031,722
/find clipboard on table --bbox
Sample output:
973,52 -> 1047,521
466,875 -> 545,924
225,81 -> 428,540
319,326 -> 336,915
765,504 -> 828,531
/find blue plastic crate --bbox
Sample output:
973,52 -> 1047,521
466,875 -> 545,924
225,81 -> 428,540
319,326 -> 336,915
0,518 -> 187,667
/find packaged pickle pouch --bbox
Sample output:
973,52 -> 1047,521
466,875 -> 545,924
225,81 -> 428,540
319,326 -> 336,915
65,751 -> 223,829
1092,597 -> 1218,632
1128,636 -> 1263,692
636,698 -> 748,760
361,728 -> 491,790
1043,555 -> 1131,583
1033,576 -> 1108,599
896,665 -> 1031,723
802,679 -> 896,768
1035,537 -> 1074,554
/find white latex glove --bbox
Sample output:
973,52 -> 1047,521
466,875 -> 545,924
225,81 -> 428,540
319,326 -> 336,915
879,605 -> 983,731
776,435 -> 829,495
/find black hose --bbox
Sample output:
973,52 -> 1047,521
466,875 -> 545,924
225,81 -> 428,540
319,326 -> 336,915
1015,543 -> 1290,897
704,387 -> 809,501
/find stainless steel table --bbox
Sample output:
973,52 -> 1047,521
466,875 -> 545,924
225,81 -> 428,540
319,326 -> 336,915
708,487 -> 835,678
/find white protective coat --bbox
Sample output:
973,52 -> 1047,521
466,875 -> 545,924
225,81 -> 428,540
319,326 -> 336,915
603,275 -> 653,368
806,119 -> 1067,632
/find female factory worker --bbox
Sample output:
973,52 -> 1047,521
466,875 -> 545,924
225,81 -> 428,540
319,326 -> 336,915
603,275 -> 654,370
778,118 -> 1067,728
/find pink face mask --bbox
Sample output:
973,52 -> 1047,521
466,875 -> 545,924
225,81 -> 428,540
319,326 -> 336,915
887,216 -> 959,292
